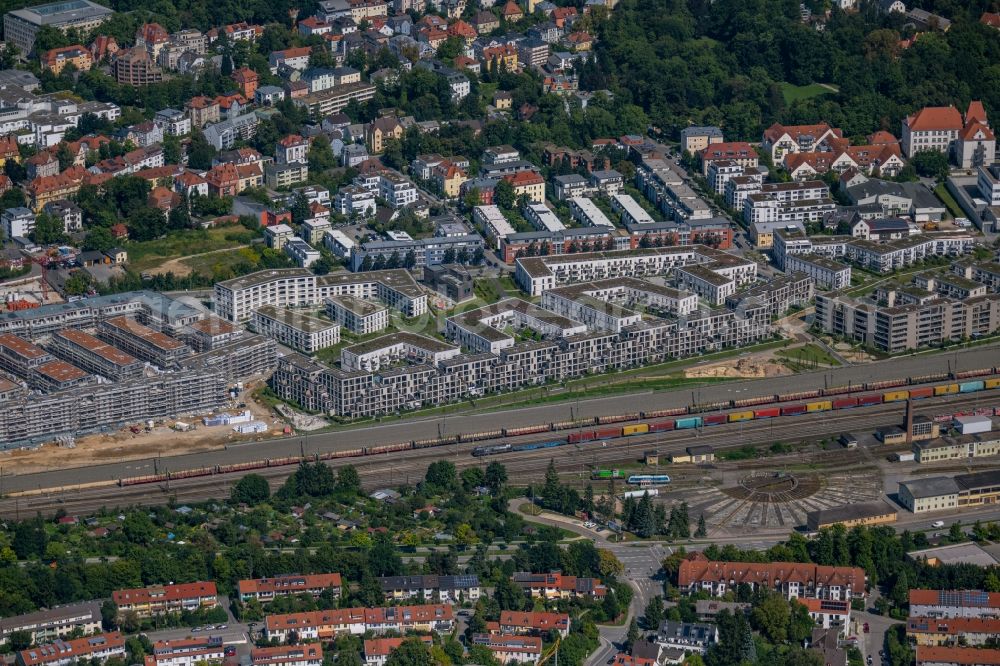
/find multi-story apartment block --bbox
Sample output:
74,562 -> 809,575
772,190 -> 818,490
0,602 -> 102,645
238,574 -> 343,603
250,306 -> 340,354
47,328 -> 145,381
611,193 -> 655,225
17,634 -> 124,666
214,269 -> 427,322
785,254 -> 851,290
363,638 -> 431,666
514,246 -> 756,297
263,606 -> 453,641
378,575 -> 481,603
499,611 -> 571,638
676,265 -> 736,305
4,0 -> 112,55
144,637 -> 225,666
512,573 -> 607,599
98,316 -> 192,367
909,589 -> 1000,619
761,122 -> 842,162
112,582 -> 219,619
251,645 -> 322,666
325,296 -> 389,335
678,556 -> 866,600
470,635 -> 541,665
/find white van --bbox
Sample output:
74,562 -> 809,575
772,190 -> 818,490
931,520 -> 945,528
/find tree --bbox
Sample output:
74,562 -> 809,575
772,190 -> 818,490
910,150 -> 950,180
695,514 -> 707,538
626,618 -> 639,650
308,135 -> 337,172
643,595 -> 665,629
493,575 -> 525,611
83,227 -> 115,252
385,638 -> 434,666
461,466 -> 485,490
128,208 -> 167,241
336,466 -> 361,494
32,212 -> 65,245
162,134 -> 182,164
751,593 -> 790,643
494,178 -> 516,209
7,630 -> 32,651
485,461 -> 507,495
425,460 -> 457,490
187,130 -> 216,170
230,474 -> 270,505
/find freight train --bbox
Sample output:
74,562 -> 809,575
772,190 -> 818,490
118,369 -> 1000,486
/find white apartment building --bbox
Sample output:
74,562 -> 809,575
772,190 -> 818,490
323,229 -> 356,258
676,265 -> 736,305
335,185 -> 377,218
284,237 -> 321,268
264,223 -> 295,249
250,306 -> 340,353
378,173 -> 418,208
146,638 -> 225,666
785,254 -> 851,290
326,295 -> 390,335
524,202 -> 565,232
214,268 -> 427,322
610,193 -> 655,225
474,205 -> 516,250
340,332 -> 460,372
251,645 -> 322,666
568,197 -> 614,228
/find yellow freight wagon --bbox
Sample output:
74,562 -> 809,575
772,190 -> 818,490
806,400 -> 832,412
985,378 -> 1000,389
728,411 -> 755,423
623,424 -> 650,436
934,384 -> 959,396
884,390 -> 909,402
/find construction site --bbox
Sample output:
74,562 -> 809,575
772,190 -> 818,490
0,290 -> 277,450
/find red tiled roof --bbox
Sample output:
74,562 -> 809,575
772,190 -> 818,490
113,581 -> 218,606
500,610 -> 570,631
238,573 -> 342,595
906,106 -> 963,132
363,637 -> 432,658
981,12 -> 1000,28
232,67 -> 259,82
678,558 -> 865,593
504,170 -> 543,186
502,0 -> 523,17
959,121 -> 995,142
867,130 -> 899,145
915,646 -> 1000,665
19,633 -> 124,666
967,100 -> 988,126
251,645 -> 323,665
908,616 -> 1000,637
763,122 -> 840,144
700,142 -> 758,161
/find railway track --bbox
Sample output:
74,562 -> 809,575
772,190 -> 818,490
5,392 -> 994,517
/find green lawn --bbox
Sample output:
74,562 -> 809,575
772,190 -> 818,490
779,82 -> 838,105
128,227 -> 255,272
775,343 -> 840,369
180,248 -> 253,277
933,183 -> 964,219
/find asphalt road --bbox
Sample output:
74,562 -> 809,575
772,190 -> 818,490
1,344 -> 996,497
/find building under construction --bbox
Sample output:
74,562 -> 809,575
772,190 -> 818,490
0,291 -> 277,449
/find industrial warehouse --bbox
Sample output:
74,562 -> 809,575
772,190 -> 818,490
0,292 -> 276,447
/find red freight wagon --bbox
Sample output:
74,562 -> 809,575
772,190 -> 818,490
649,420 -> 675,432
833,397 -> 859,409
597,427 -> 622,438
703,414 -> 728,426
781,404 -> 808,416
754,407 -> 781,418
568,431 -> 597,443
909,387 -> 933,399
858,394 -> 883,406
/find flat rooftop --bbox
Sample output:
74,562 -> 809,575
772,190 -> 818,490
104,316 -> 186,351
186,317 -> 237,336
54,328 -> 139,367
216,268 -> 313,291
342,331 -> 457,356
255,306 -> 338,334
317,269 -> 424,299
0,333 -> 48,359
36,359 -> 88,383
7,0 -> 112,26
326,295 -> 387,317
